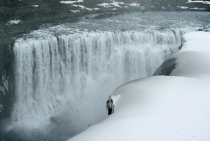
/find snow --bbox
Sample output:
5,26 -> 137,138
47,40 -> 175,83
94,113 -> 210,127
187,0 -> 210,4
98,3 -> 112,8
70,10 -> 80,13
7,20 -> 22,25
70,5 -> 98,11
0,104 -> 2,112
60,0 -> 83,4
98,1 -> 124,8
32,5 -> 39,8
183,32 -> 210,52
190,7 -> 205,10
67,31 -> 210,141
170,31 -> 210,79
109,94 -> 121,107
110,1 -> 123,7
98,2 -> 141,8
129,3 -> 140,7
72,5 -> 93,10
85,7 -> 93,11
72,4 -> 85,9
177,6 -> 188,9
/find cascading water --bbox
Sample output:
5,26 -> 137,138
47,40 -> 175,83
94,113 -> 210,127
11,29 -> 183,140
2,11 -> 210,141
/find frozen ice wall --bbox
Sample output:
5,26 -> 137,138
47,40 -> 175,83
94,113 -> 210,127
10,29 -> 184,140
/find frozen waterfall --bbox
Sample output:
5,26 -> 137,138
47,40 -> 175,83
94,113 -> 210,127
10,29 -> 185,140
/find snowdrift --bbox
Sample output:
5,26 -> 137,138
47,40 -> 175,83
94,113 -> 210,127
67,31 -> 210,141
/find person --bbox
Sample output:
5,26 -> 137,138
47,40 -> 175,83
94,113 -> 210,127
106,96 -> 114,115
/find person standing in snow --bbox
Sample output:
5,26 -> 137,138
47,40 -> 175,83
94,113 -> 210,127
106,96 -> 114,115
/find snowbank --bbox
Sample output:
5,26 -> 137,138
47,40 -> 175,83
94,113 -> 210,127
67,31 -> 210,141
170,31 -> 210,79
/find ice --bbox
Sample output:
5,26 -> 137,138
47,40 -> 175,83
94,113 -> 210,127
67,31 -> 210,141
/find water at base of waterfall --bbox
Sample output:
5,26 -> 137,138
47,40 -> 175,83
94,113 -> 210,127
1,11 -> 210,141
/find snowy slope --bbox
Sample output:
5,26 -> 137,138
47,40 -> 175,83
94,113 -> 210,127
67,31 -> 210,141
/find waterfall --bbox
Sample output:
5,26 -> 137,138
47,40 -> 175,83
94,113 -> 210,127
10,29 -> 185,140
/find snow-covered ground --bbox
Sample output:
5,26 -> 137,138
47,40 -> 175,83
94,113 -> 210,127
58,0 -> 209,15
67,31 -> 210,141
60,0 -> 83,4
187,0 -> 210,4
60,0 -> 141,12
98,2 -> 140,9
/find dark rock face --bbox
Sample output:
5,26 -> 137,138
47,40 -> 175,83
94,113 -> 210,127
0,40 -> 14,121
153,57 -> 177,76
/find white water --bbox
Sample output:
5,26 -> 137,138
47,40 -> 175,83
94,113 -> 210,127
10,28 -> 187,140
